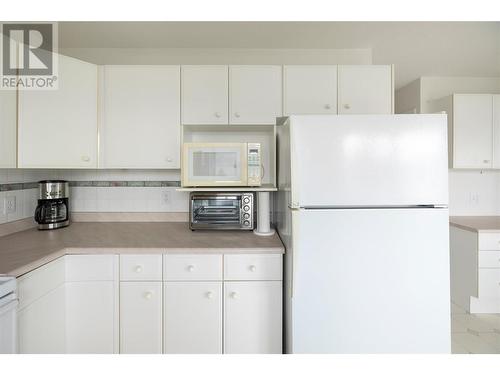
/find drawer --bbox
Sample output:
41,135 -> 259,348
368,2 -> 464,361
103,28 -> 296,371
66,254 -> 118,282
478,269 -> 500,298
163,254 -> 222,281
478,233 -> 500,250
120,255 -> 162,281
479,251 -> 500,268
224,254 -> 282,281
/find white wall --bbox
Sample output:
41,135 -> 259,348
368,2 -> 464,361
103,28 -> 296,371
396,76 -> 500,216
0,169 -> 189,227
59,48 -> 372,66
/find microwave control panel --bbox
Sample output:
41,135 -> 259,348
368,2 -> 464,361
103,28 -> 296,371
247,143 -> 262,186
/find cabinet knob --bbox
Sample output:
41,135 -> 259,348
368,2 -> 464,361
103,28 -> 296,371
484,160 -> 490,163
230,292 -> 238,299
166,157 -> 173,163
206,291 -> 213,299
214,112 -> 221,118
343,104 -> 351,110
234,112 -> 240,118
187,265 -> 195,272
135,265 -> 143,273
249,265 -> 256,272
81,156 -> 90,162
324,104 -> 331,110
144,291 -> 153,300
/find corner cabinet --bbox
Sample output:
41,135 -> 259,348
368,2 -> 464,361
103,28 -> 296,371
429,94 -> 500,169
17,54 -> 98,168
99,65 -> 181,169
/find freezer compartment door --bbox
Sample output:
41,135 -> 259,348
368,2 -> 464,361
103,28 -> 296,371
290,208 -> 450,353
288,114 -> 449,207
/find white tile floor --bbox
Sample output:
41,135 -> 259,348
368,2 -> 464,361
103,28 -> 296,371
451,301 -> 500,354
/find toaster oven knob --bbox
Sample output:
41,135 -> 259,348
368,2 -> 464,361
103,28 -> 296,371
244,220 -> 250,226
244,213 -> 250,219
243,205 -> 250,212
243,197 -> 250,204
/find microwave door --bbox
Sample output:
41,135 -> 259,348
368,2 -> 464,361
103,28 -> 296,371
184,143 -> 248,186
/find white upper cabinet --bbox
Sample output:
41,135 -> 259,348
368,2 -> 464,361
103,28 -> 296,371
493,95 -> 500,169
229,65 -> 282,125
0,90 -> 17,168
181,65 -> 229,125
18,54 -> 98,168
430,94 -> 494,169
100,65 -> 181,168
283,65 -> 338,115
338,65 -> 393,114
453,94 -> 493,169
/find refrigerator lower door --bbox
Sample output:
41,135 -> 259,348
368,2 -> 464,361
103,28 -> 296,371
289,207 -> 450,353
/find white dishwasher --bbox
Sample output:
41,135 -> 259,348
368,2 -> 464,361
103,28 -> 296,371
0,276 -> 18,354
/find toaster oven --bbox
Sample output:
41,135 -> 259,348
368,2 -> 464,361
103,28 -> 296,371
189,192 -> 254,230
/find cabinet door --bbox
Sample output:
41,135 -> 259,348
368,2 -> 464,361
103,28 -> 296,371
284,65 -> 337,115
453,94 -> 493,168
164,281 -> 222,353
181,65 -> 228,125
18,54 -> 98,168
65,255 -> 118,354
100,65 -> 180,168
120,281 -> 162,354
224,281 -> 282,354
18,284 -> 66,353
0,90 -> 17,168
229,65 -> 282,124
493,95 -> 500,168
338,65 -> 392,114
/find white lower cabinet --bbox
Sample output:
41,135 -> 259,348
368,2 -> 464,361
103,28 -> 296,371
224,281 -> 282,354
65,255 -> 119,353
17,253 -> 282,354
164,281 -> 223,354
120,281 -> 162,353
18,284 -> 66,353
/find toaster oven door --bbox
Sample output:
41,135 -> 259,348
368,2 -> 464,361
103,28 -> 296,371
190,194 -> 245,230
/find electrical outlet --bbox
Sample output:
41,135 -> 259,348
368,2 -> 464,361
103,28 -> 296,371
162,191 -> 170,204
5,195 -> 16,214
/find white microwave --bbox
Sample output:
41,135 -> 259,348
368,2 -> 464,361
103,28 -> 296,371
182,142 -> 262,187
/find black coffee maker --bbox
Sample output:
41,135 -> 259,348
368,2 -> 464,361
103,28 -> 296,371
34,180 -> 70,230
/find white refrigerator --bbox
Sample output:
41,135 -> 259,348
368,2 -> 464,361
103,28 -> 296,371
275,114 -> 451,353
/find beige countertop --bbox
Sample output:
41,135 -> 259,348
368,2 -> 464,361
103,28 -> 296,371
0,222 -> 284,277
449,216 -> 500,233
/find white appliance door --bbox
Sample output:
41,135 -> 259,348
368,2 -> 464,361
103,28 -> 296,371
290,208 -> 450,353
0,295 -> 18,354
289,114 -> 449,207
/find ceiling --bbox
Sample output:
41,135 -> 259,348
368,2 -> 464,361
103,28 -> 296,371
58,22 -> 500,88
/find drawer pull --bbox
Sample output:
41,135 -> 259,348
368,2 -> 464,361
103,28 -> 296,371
135,265 -> 143,273
144,291 -> 153,300
230,292 -> 238,299
187,265 -> 195,272
249,265 -> 257,272
206,291 -> 213,299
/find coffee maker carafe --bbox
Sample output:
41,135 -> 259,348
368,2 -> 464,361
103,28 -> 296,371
34,180 -> 70,230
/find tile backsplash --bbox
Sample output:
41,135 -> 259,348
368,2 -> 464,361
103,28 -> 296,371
0,169 -> 188,225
